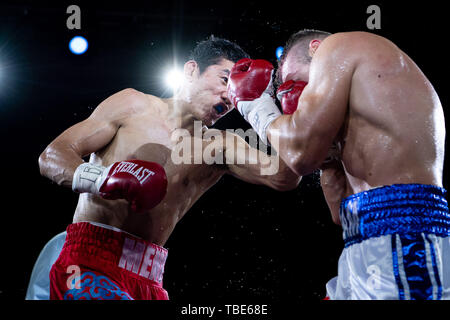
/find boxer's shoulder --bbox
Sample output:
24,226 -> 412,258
325,32 -> 398,59
113,88 -> 156,112
318,32 -> 383,57
310,33 -> 367,76
325,31 -> 380,44
98,88 -> 165,123
96,88 -> 148,116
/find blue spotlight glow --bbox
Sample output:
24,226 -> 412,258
276,46 -> 284,60
69,36 -> 88,55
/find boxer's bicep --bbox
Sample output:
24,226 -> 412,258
269,37 -> 355,175
297,54 -> 352,157
39,88 -> 141,186
54,117 -> 117,158
45,91 -> 134,158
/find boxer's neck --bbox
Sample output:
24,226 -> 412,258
164,97 -> 199,134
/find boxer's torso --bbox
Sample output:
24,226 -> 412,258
337,32 -> 445,196
73,94 -> 225,246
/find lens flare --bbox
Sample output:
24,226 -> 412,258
69,36 -> 88,55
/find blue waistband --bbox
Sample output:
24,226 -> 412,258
340,184 -> 450,247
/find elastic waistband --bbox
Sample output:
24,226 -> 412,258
63,222 -> 168,284
340,184 -> 450,247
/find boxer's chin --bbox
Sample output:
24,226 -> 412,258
203,117 -> 215,127
200,111 -> 217,127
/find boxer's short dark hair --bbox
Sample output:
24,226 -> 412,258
281,29 -> 332,63
189,35 -> 250,73
276,29 -> 331,85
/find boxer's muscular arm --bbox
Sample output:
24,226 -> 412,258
320,159 -> 348,225
39,88 -> 146,187
268,34 -> 356,176
222,131 -> 301,191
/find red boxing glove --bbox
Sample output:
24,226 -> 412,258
276,80 -> 308,114
100,160 -> 167,212
226,58 -> 281,144
227,58 -> 274,107
73,159 -> 167,213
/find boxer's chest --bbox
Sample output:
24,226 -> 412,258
97,116 -> 222,197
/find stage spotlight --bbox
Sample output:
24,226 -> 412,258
69,36 -> 88,55
165,68 -> 184,92
276,46 -> 284,60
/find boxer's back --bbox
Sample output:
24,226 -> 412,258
339,32 -> 445,194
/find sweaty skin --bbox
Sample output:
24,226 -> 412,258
39,59 -> 300,246
268,32 -> 445,223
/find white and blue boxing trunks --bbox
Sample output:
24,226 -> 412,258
326,184 -> 450,300
26,232 -> 67,300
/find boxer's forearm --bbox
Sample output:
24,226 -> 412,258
225,137 -> 301,191
261,157 -> 302,191
227,160 -> 300,191
39,141 -> 84,188
320,160 -> 348,225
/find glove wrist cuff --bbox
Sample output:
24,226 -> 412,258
237,93 -> 281,144
72,162 -> 107,194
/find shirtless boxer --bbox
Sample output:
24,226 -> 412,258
227,30 -> 449,299
38,36 -> 301,300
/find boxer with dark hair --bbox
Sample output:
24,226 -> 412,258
35,36 -> 300,300
228,30 -> 449,300
190,35 -> 247,74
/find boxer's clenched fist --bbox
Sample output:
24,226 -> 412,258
276,80 -> 308,115
227,58 -> 274,106
227,58 -> 281,144
72,159 -> 167,213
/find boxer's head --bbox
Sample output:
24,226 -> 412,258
179,36 -> 249,126
276,29 -> 331,85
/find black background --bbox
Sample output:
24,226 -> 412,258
0,0 -> 448,308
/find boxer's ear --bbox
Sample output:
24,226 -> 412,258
308,39 -> 321,57
184,60 -> 199,82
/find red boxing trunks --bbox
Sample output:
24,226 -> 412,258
49,222 -> 169,300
